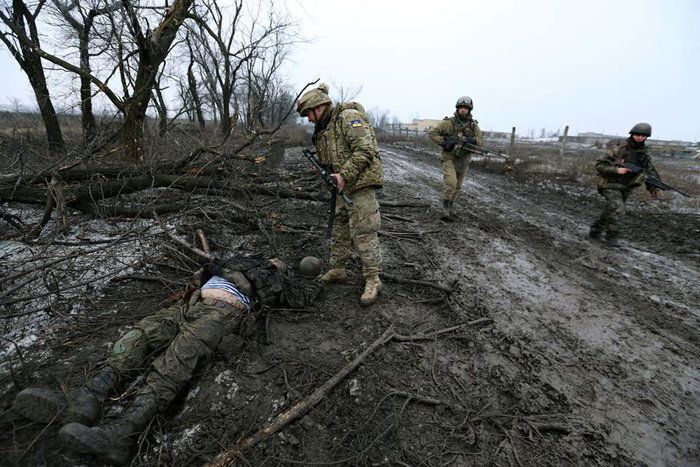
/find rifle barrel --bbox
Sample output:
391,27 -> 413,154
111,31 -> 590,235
302,149 -> 354,205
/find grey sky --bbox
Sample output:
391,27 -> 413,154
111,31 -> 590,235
284,0 -> 699,141
1,0 -> 697,141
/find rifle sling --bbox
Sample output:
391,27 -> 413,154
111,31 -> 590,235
326,188 -> 336,239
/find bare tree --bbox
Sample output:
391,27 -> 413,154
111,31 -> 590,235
1,0 -> 194,160
331,80 -> 363,103
150,64 -> 167,137
0,0 -> 65,154
367,107 -> 391,130
240,26 -> 295,132
116,0 -> 193,158
187,0 -> 295,136
185,32 -> 205,129
49,0 -> 118,144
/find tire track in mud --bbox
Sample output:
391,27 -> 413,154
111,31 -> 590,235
380,145 -> 700,466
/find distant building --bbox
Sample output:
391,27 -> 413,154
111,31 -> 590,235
561,132 -> 695,150
398,119 -> 510,140
402,119 -> 441,132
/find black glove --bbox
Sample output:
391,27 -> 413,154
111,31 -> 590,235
441,138 -> 457,151
465,137 -> 478,146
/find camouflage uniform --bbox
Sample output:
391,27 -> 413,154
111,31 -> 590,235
591,137 -> 660,239
69,258 -> 318,462
13,256 -> 320,463
312,101 -> 384,278
106,256 -> 317,407
108,299 -> 241,410
428,113 -> 484,202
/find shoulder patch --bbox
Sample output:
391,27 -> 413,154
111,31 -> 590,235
350,119 -> 362,128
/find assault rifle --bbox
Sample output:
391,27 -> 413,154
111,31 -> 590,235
443,135 -> 509,160
302,149 -> 353,205
302,148 -> 353,238
615,162 -> 690,198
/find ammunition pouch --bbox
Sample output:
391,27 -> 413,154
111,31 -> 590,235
453,144 -> 472,159
626,172 -> 647,188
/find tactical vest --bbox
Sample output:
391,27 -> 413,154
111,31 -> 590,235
598,141 -> 651,189
313,102 -> 383,194
451,115 -> 479,158
203,256 -> 319,308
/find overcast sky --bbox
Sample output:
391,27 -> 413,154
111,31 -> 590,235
0,0 -> 697,141
283,0 -> 699,141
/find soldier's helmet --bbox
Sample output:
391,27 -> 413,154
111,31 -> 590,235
629,122 -> 652,137
296,83 -> 332,117
455,96 -> 474,110
298,256 -> 322,278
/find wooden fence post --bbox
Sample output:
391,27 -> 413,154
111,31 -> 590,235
503,126 -> 517,171
560,125 -> 569,157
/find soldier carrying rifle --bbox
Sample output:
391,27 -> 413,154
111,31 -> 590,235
296,83 -> 384,306
589,122 -> 661,246
428,96 -> 484,221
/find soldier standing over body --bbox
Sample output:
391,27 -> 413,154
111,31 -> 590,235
428,96 -> 484,221
589,122 -> 660,246
296,83 -> 384,306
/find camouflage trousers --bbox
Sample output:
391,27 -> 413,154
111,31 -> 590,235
441,152 -> 471,201
591,188 -> 631,238
330,187 -> 382,277
106,300 -> 242,410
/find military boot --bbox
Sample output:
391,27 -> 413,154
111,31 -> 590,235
59,393 -> 159,465
605,235 -> 621,247
66,367 -> 119,425
319,268 -> 347,284
360,275 -> 383,307
13,367 -> 118,425
588,226 -> 602,239
440,200 -> 453,221
13,387 -> 68,424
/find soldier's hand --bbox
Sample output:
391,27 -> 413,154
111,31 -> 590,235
466,137 -> 478,146
441,139 -> 456,151
616,167 -> 630,175
331,173 -> 346,191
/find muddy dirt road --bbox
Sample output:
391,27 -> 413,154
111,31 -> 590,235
379,144 -> 699,466
1,143 -> 698,465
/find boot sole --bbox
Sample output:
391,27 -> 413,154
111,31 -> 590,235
360,285 -> 383,307
318,272 -> 348,284
14,388 -> 67,424
59,423 -> 101,454
360,298 -> 378,307
59,423 -> 131,464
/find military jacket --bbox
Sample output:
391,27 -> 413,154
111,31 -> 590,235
313,102 -> 383,194
428,112 -> 484,155
203,255 -> 321,309
595,138 -> 660,192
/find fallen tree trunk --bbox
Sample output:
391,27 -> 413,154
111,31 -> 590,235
0,173 -> 323,215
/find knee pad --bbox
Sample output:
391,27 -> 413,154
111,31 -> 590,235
111,329 -> 145,357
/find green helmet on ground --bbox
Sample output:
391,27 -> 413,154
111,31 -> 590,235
629,122 -> 652,136
455,96 -> 474,110
296,83 -> 332,117
298,256 -> 322,277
